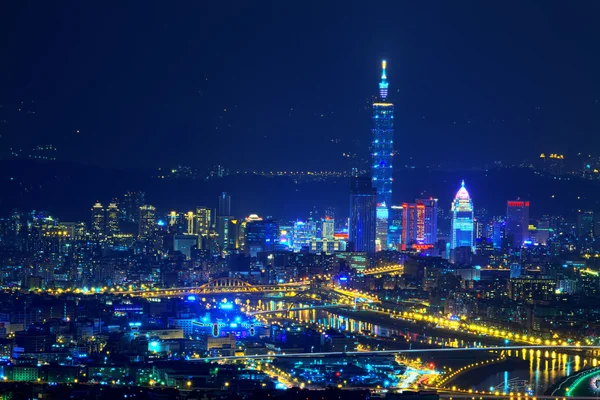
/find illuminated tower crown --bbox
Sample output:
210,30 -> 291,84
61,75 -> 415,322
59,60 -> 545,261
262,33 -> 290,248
379,60 -> 389,100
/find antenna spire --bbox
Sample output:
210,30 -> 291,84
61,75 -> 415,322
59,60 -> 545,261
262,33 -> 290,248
378,60 -> 389,100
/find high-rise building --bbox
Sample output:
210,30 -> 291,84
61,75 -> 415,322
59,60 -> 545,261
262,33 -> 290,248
371,60 -> 394,208
418,198 -> 438,245
122,191 -> 145,223
90,202 -> 105,236
349,176 -> 377,253
451,181 -> 474,251
506,200 -> 530,248
138,205 -> 156,239
218,192 -> 231,217
216,215 -> 232,251
291,220 -> 317,252
491,219 -> 505,249
321,218 -> 335,240
106,203 -> 120,235
388,205 -> 403,249
239,214 -> 263,253
577,211 -> 595,239
401,198 -> 438,249
375,204 -> 389,252
245,219 -> 278,257
195,207 -> 211,237
185,211 -> 195,235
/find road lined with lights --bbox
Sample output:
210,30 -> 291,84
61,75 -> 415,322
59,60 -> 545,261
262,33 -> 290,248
193,345 -> 599,362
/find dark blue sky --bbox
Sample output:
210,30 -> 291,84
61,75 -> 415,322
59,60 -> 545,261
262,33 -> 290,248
2,1 -> 599,170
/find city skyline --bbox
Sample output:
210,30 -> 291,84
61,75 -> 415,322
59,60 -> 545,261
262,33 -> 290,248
2,2 -> 600,398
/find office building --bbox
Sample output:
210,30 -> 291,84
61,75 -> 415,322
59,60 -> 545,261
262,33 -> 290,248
121,191 -> 145,223
106,202 -> 120,235
90,202 -> 105,236
401,198 -> 438,249
349,176 -> 377,253
506,200 -> 530,248
173,234 -> 198,260
451,181 -> 474,251
138,205 -> 156,239
216,216 -> 232,251
291,220 -> 317,252
577,211 -> 594,239
195,206 -> 211,236
371,60 -> 394,208
322,217 -> 335,239
375,203 -> 389,252
245,219 -> 278,257
218,192 -> 231,217
388,205 -> 403,249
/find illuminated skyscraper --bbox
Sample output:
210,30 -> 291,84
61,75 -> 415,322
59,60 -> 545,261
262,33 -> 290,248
291,220 -> 317,252
451,181 -> 474,251
185,211 -> 195,235
321,218 -> 335,240
195,206 -> 211,236
245,218 -> 278,257
138,205 -> 156,239
371,60 -> 394,208
577,210 -> 595,239
401,198 -> 438,249
106,202 -> 120,235
375,203 -> 389,251
418,198 -> 438,245
349,176 -> 377,253
90,202 -> 105,236
218,192 -> 231,217
122,191 -> 145,223
506,200 -> 530,248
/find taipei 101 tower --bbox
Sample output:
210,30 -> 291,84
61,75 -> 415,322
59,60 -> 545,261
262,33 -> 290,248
371,61 -> 394,206
371,61 -> 394,250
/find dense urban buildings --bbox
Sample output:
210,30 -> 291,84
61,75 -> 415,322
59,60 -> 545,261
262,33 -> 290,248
2,2 -> 600,395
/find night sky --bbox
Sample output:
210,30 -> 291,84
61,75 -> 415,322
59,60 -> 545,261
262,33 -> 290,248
2,1 -> 599,171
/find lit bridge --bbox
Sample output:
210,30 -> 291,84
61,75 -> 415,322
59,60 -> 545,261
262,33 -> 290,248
122,278 -> 310,297
361,264 -> 403,276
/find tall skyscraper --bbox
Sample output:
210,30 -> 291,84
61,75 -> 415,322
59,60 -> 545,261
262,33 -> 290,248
506,200 -> 530,248
106,202 -> 120,235
90,202 -> 105,236
418,198 -> 438,245
218,192 -> 231,217
216,215 -> 231,251
321,218 -> 335,240
291,220 -> 317,252
185,211 -> 195,235
375,204 -> 389,252
245,218 -> 278,257
349,176 -> 377,253
401,198 -> 438,249
371,60 -> 394,208
577,210 -> 594,239
122,191 -> 145,223
138,205 -> 156,239
451,181 -> 474,251
195,206 -> 211,236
